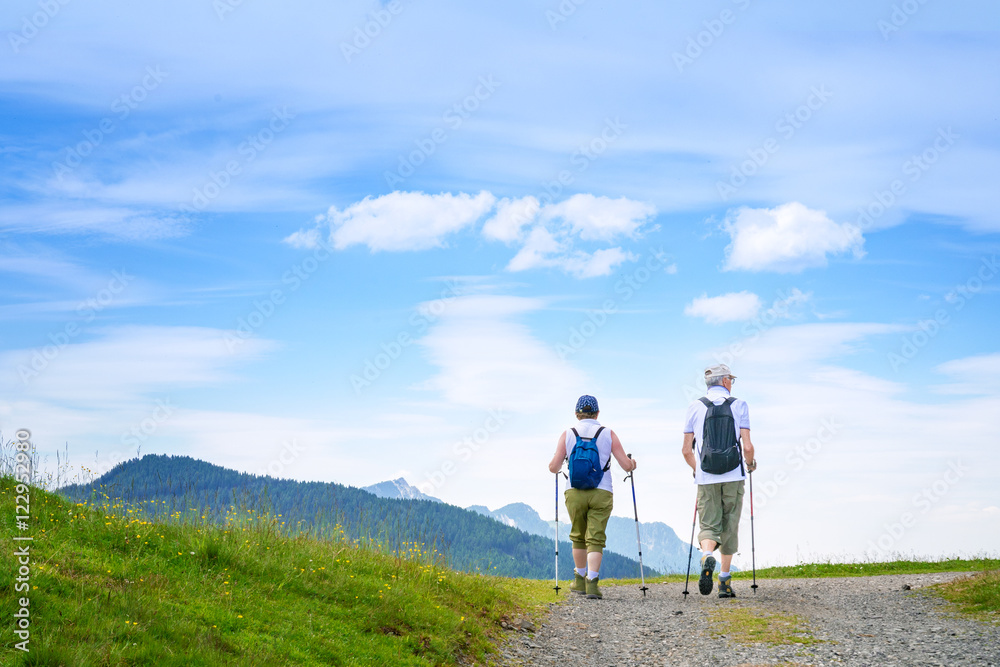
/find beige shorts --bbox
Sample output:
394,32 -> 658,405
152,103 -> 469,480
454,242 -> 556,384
564,488 -> 613,553
697,480 -> 745,555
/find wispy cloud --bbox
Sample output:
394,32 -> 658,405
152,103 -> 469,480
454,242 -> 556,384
0,203 -> 189,240
684,291 -> 762,324
1,325 -> 277,406
417,294 -> 586,413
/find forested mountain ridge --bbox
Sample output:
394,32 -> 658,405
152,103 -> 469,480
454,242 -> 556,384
59,454 -> 656,580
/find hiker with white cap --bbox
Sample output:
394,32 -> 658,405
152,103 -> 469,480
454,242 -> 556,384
548,395 -> 636,599
681,364 -> 756,598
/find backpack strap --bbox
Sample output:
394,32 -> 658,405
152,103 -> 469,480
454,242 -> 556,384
698,397 -> 713,409
592,426 -> 611,471
570,426 -> 611,471
721,397 -> 745,475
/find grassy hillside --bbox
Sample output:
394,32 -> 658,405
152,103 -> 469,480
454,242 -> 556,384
58,455 -> 653,580
1,475 -> 554,666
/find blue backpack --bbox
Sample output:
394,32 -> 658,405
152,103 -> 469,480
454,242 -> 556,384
568,426 -> 609,489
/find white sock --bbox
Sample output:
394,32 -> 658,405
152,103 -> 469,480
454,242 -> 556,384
720,570 -> 731,579
587,569 -> 599,580
702,551 -> 714,561
576,567 -> 587,577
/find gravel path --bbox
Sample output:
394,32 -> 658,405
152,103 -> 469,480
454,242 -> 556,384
497,573 -> 999,666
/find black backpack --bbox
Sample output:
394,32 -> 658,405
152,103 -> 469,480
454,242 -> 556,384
697,397 -> 744,475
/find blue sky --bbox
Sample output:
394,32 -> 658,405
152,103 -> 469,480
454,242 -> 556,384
2,0 -> 999,566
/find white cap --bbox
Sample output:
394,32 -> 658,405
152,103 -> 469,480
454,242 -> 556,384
704,364 -> 736,382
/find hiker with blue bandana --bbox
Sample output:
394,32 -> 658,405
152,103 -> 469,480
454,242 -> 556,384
548,395 -> 636,599
682,364 -> 757,598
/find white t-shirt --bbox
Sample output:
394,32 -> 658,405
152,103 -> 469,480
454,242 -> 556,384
565,418 -> 614,493
683,385 -> 750,485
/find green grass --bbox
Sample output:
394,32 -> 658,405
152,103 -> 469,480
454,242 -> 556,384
0,476 -> 553,666
937,570 -> 1000,620
751,558 -> 1000,579
607,557 -> 1000,588
706,606 -> 822,646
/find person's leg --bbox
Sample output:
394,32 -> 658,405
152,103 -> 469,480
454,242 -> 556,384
583,490 -> 613,599
697,484 -> 724,554
565,490 -> 590,593
718,480 -> 745,598
720,553 -> 734,572
718,480 -> 745,565
697,484 -> 724,594
566,489 -> 588,575
587,551 -> 602,573
583,490 -> 613,578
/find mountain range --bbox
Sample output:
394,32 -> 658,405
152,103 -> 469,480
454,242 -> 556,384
59,455 -> 656,580
374,479 -> 700,574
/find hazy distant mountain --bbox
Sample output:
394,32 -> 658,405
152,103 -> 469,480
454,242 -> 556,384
362,478 -> 442,503
469,502 -> 555,535
470,502 -> 700,574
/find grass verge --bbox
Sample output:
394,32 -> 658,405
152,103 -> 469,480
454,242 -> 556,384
752,559 -> 1000,579
1,476 -> 553,666
706,606 -> 822,645
606,557 -> 1000,588
936,570 -> 1000,621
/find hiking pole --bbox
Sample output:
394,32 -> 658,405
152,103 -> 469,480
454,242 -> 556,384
554,471 -> 561,595
624,454 -> 649,597
682,492 -> 698,601
749,470 -> 758,594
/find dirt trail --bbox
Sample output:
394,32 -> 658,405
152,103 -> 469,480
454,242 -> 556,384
498,572 -> 999,666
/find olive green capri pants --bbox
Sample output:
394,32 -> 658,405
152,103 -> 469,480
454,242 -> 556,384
564,488 -> 613,553
697,480 -> 745,555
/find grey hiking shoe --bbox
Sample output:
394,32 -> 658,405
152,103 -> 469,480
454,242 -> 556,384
585,577 -> 602,599
570,572 -> 587,595
699,555 -> 716,595
718,577 -> 735,598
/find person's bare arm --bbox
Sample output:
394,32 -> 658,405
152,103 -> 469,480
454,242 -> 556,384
610,430 -> 636,471
741,428 -> 756,471
682,432 -> 697,474
548,431 -> 567,473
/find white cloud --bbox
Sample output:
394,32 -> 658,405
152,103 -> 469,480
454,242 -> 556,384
282,227 -> 321,250
417,294 -> 586,413
723,202 -> 865,273
541,194 -> 655,241
497,193 -> 654,278
506,227 -> 565,273
284,191 -> 654,278
506,227 -> 634,278
481,196 -> 540,243
326,191 -> 496,252
684,291 -> 763,324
